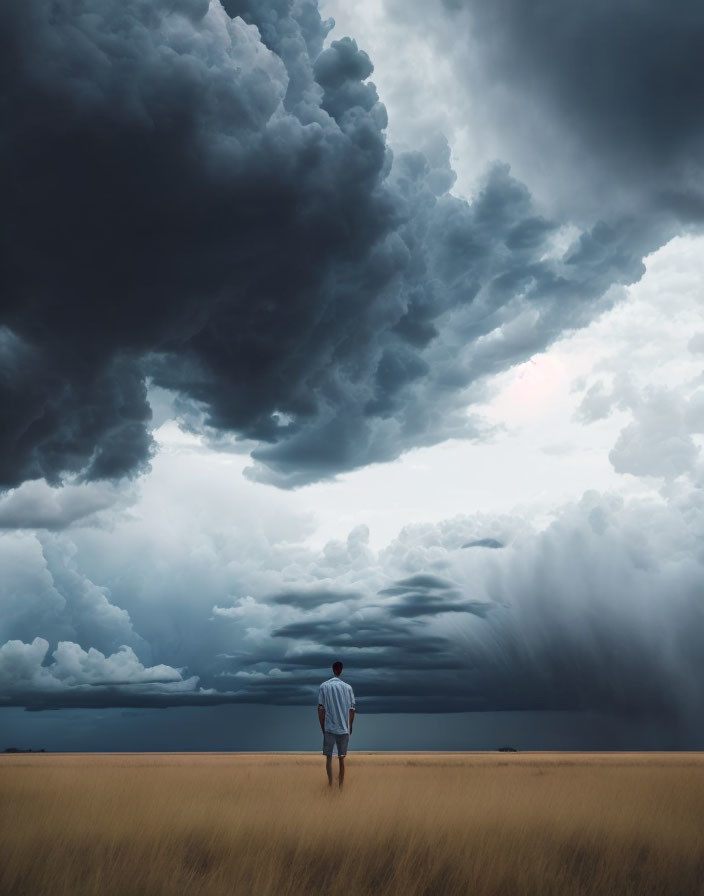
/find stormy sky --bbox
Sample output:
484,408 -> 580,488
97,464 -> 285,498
1,0 -> 703,750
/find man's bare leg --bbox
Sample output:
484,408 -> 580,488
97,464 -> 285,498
338,756 -> 345,789
325,755 -> 333,787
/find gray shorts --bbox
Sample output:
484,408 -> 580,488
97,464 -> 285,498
322,731 -> 350,757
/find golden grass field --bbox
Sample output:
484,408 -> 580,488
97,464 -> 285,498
1,751 -> 703,896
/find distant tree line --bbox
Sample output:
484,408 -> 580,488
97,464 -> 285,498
3,747 -> 47,753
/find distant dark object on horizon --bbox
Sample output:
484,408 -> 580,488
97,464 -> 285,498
498,746 -> 518,752
463,538 -> 505,549
3,748 -> 46,753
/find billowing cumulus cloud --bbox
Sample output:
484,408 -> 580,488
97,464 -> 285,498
0,480 -> 125,530
0,0 -> 651,492
609,388 -> 701,480
573,371 -> 703,483
0,637 -> 222,710
0,532 -> 138,652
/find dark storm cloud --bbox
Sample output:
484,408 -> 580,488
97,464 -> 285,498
271,617 -> 450,650
379,573 -> 453,593
268,588 -> 360,609
377,572 -> 493,617
238,648 -> 464,672
462,538 -> 503,549
203,490 -> 704,722
387,596 -> 490,619
0,0 -> 650,491
249,593 -> 492,711
17,690 -> 240,711
437,0 -> 704,221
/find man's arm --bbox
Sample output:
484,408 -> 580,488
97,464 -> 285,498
349,708 -> 355,734
318,704 -> 326,734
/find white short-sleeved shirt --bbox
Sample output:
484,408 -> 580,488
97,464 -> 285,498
318,677 -> 356,734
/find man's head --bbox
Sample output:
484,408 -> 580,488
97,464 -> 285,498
332,661 -> 343,677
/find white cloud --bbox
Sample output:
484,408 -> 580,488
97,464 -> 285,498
609,388 -> 700,480
0,532 -> 137,652
49,641 -> 182,686
689,332 -> 704,354
0,479 -> 124,530
0,637 -> 202,703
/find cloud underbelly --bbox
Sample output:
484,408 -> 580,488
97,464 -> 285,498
0,0 -> 650,491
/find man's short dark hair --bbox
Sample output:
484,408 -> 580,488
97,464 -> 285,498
332,661 -> 343,675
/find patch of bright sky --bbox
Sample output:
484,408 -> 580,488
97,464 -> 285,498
152,234 -> 704,552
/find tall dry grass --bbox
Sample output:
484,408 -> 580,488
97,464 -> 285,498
1,751 -> 703,895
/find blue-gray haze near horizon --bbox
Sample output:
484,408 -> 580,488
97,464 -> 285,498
1,0 -> 704,750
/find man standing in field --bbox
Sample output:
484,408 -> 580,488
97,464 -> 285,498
318,661 -> 355,789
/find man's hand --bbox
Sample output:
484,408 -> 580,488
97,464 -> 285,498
318,705 -> 326,734
349,708 -> 355,736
